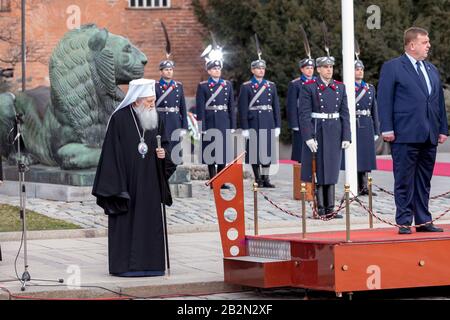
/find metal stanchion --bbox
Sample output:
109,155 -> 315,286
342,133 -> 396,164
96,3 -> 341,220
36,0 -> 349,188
253,182 -> 259,236
345,184 -> 351,242
301,183 -> 307,239
368,176 -> 374,229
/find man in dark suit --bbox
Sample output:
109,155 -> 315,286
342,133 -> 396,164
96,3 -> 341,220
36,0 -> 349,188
378,27 -> 449,234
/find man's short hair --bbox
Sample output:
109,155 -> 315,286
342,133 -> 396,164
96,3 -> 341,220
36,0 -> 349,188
404,27 -> 429,47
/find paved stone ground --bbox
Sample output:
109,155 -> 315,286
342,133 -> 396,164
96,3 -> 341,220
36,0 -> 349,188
1,163 -> 450,231
158,287 -> 450,300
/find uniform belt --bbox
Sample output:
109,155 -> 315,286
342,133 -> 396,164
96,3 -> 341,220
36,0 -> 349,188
157,107 -> 180,113
355,109 -> 371,116
249,105 -> 273,111
205,104 -> 228,111
311,112 -> 340,119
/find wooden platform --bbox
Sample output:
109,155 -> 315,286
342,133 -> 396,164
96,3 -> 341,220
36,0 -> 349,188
207,155 -> 450,294
224,225 -> 450,293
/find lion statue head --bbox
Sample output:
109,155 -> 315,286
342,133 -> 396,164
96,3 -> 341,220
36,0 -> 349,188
49,24 -> 148,147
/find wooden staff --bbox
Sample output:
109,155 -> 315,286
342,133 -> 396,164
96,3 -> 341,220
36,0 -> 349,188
156,135 -> 171,276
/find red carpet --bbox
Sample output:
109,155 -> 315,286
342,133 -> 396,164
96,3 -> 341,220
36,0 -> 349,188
279,159 -> 450,177
376,159 -> 450,177
248,225 -> 450,245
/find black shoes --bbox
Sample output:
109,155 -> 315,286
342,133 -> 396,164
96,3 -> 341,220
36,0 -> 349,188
398,224 -> 444,234
416,224 -> 444,232
357,172 -> 377,196
398,227 -> 412,234
358,188 -> 377,196
261,176 -> 275,188
252,165 -> 264,188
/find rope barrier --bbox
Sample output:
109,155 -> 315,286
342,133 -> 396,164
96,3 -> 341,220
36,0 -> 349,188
374,184 -> 450,200
257,190 -> 354,221
350,190 -> 450,229
257,188 -> 450,229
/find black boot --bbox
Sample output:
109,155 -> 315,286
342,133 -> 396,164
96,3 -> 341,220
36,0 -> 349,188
364,172 -> 376,196
252,165 -> 264,188
325,184 -> 342,219
261,165 -> 275,188
208,165 -> 217,189
217,164 -> 230,189
358,172 -> 369,196
316,185 -> 325,216
262,175 -> 275,188
357,172 -> 365,195
358,172 -> 376,196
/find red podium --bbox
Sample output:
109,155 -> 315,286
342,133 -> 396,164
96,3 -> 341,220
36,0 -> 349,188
206,154 -> 450,295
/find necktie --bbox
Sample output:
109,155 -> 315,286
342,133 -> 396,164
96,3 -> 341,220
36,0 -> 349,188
416,61 -> 430,95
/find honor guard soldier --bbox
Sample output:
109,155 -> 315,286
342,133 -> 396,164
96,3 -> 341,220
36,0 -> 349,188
287,26 -> 316,163
299,26 -> 351,217
195,43 -> 236,188
238,34 -> 281,188
342,53 -> 380,195
156,22 -> 188,159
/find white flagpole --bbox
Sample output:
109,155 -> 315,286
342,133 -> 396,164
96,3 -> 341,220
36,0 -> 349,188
342,0 -> 358,195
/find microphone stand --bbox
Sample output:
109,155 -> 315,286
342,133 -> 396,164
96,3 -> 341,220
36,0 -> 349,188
13,113 -> 64,291
14,113 -> 31,290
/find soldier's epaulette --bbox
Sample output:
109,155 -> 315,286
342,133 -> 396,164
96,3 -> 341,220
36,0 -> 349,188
291,78 -> 301,83
334,80 -> 343,85
200,80 -> 208,84
304,79 -> 316,85
243,81 -> 251,85
267,80 -> 275,85
176,80 -> 183,86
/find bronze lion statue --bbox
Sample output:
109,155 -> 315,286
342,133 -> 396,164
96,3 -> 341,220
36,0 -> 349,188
0,24 -> 147,169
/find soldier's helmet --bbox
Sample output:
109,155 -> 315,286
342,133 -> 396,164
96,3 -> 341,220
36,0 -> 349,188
201,44 -> 224,70
159,60 -> 175,70
299,58 -> 315,68
251,59 -> 266,69
315,56 -> 335,67
355,59 -> 365,69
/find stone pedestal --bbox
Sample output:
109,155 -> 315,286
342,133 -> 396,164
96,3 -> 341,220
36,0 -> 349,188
0,163 -> 193,201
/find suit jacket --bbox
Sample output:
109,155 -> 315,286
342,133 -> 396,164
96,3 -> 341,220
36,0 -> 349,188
377,54 -> 448,144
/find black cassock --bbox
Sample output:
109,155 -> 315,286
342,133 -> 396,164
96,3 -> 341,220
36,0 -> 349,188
92,105 -> 176,276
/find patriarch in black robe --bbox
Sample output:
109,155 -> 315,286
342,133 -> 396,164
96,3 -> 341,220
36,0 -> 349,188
92,79 -> 176,277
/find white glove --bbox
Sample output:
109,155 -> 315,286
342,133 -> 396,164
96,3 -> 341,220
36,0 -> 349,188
230,129 -> 236,134
306,139 -> 318,153
292,127 -> 299,131
275,128 -> 281,137
374,135 -> 379,141
242,129 -> 249,138
342,141 -> 351,149
179,129 -> 187,137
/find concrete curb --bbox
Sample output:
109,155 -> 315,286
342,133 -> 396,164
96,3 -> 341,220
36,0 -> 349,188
0,280 -> 248,299
0,228 -> 107,241
2,215 -> 450,241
